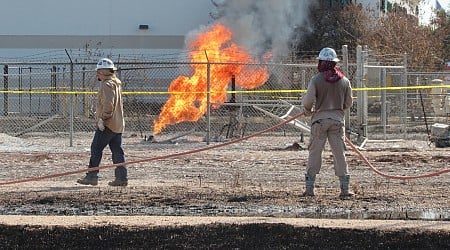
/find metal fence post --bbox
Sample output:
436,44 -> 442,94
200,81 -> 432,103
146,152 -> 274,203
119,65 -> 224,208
66,50 -> 74,147
401,53 -> 408,138
362,46 -> 369,139
28,67 -> 32,116
206,62 -> 211,145
381,68 -> 387,140
51,66 -> 57,114
3,65 -> 8,116
342,45 -> 350,138
301,70 -> 306,90
356,45 -> 367,140
69,62 -> 74,147
19,67 -> 23,114
82,66 -> 88,118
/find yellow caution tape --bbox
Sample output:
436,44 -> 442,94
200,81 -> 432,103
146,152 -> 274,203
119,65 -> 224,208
0,85 -> 448,95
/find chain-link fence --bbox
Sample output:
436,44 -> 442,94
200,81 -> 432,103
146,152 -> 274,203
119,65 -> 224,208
0,61 -> 318,140
361,49 -> 449,141
0,47 -> 448,146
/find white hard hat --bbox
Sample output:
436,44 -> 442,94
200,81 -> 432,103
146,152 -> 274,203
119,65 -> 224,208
317,47 -> 340,62
96,58 -> 117,71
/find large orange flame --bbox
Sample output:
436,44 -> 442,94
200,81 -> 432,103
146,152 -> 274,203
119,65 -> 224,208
153,23 -> 270,134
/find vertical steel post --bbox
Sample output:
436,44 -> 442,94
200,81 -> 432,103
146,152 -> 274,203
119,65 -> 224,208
66,49 -> 74,147
381,68 -> 387,140
342,45 -> 350,138
362,46 -> 368,139
230,75 -> 236,103
29,67 -> 32,116
401,53 -> 408,138
82,67 -> 87,117
3,65 -> 8,116
301,70 -> 306,90
206,62 -> 211,145
69,62 -> 74,147
356,45 -> 367,140
51,66 -> 57,114
19,67 -> 22,113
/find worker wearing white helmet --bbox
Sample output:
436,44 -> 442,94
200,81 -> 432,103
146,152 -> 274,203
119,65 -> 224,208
77,58 -> 128,187
96,58 -> 117,71
302,47 -> 354,198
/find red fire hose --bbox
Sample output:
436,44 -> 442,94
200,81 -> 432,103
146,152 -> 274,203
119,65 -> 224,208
345,136 -> 450,179
0,112 -> 448,186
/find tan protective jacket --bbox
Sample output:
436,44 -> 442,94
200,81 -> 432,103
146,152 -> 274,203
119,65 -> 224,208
302,73 -> 353,124
95,78 -> 125,133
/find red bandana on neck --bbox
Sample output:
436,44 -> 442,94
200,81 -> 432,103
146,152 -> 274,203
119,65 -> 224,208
317,60 -> 345,83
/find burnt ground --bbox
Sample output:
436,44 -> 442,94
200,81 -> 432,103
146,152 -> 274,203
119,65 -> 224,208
0,222 -> 449,249
0,132 -> 449,249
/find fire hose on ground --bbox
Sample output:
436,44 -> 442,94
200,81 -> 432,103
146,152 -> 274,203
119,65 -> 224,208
0,112 -> 449,186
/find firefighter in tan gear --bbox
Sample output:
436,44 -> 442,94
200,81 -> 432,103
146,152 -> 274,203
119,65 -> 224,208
302,47 -> 354,198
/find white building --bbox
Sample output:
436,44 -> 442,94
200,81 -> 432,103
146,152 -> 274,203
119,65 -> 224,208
417,0 -> 450,25
0,0 -> 214,61
356,0 -> 450,25
0,0 -> 448,61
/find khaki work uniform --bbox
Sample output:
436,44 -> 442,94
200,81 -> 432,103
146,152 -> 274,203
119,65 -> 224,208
96,78 -> 125,133
302,73 -> 353,177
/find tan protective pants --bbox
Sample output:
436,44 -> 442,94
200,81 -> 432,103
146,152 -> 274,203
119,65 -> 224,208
306,118 -> 348,177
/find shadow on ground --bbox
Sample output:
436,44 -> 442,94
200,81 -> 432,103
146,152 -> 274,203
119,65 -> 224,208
1,223 -> 449,249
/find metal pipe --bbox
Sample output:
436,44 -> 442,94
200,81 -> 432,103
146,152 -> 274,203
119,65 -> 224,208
342,45 -> 350,138
65,49 -> 74,147
3,65 -> 8,116
206,62 -> 211,145
381,68 -> 387,140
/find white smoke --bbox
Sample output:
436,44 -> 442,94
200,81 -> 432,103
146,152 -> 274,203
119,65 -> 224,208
213,0 -> 314,60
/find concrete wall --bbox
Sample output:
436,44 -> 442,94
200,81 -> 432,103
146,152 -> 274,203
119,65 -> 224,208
0,0 -> 213,60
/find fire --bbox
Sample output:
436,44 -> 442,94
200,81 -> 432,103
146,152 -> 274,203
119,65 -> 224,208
153,23 -> 270,134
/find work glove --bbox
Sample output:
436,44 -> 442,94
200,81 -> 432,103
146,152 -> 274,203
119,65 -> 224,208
97,118 -> 105,131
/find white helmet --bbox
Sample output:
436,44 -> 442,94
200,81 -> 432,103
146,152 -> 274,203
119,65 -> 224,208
96,58 -> 117,71
317,47 -> 340,62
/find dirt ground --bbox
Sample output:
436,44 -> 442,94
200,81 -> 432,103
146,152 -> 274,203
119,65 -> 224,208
0,131 -> 449,249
